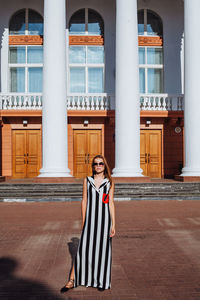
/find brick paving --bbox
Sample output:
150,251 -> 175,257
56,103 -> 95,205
0,200 -> 200,299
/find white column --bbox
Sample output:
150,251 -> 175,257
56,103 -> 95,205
39,0 -> 71,177
181,0 -> 200,177
112,0 -> 143,177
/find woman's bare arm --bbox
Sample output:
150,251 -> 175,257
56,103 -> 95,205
81,177 -> 87,228
109,182 -> 115,237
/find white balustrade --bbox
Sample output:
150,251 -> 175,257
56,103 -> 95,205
66,94 -> 111,110
140,94 -> 184,111
0,94 -> 43,110
0,93 -> 184,111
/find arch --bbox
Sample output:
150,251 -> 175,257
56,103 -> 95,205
28,9 -> 43,35
69,8 -> 104,36
88,9 -> 104,36
138,9 -> 163,37
9,9 -> 26,35
9,9 -> 43,35
69,8 -> 85,35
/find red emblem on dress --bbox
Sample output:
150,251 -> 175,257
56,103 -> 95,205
102,193 -> 109,203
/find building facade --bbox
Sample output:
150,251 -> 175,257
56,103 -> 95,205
0,0 -> 197,180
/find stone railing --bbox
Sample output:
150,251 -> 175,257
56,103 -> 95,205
140,94 -> 184,111
0,93 -> 110,110
0,94 -> 43,110
67,94 -> 110,110
0,93 -> 184,111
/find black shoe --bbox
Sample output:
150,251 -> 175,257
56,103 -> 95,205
60,279 -> 74,293
98,287 -> 105,291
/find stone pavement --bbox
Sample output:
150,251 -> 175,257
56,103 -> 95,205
0,200 -> 200,300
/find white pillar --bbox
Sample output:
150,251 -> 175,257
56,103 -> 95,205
39,0 -> 71,177
180,0 -> 200,177
112,0 -> 143,177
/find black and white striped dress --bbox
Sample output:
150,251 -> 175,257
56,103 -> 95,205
73,175 -> 112,290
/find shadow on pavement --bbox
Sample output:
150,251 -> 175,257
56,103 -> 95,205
0,257 -> 64,300
67,237 -> 79,280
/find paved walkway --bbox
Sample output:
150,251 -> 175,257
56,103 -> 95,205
0,200 -> 200,300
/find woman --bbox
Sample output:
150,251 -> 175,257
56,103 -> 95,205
61,155 -> 115,292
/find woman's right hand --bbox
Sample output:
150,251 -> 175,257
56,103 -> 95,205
110,225 -> 115,237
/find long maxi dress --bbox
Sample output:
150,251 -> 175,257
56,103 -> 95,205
73,175 -> 112,290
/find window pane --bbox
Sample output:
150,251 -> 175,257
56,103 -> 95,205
28,9 -> 43,35
69,47 -> 86,64
147,11 -> 162,36
69,9 -> 85,35
88,47 -> 104,64
70,68 -> 85,93
88,9 -> 104,35
28,46 -> 43,63
148,68 -> 163,93
10,68 -> 25,92
88,68 -> 103,93
9,9 -> 26,35
147,48 -> 163,64
138,10 -> 144,35
139,48 -> 145,64
9,47 -> 26,63
139,68 -> 145,93
28,67 -> 43,92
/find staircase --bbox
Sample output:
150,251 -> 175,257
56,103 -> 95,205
1,182 -> 200,201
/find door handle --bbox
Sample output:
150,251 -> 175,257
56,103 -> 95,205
87,153 -> 90,164
85,154 -> 87,164
148,153 -> 150,163
145,153 -> 147,163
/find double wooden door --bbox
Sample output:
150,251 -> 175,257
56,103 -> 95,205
73,129 -> 102,178
12,130 -> 41,178
140,130 -> 162,178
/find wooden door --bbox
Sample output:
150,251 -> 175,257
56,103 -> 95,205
140,130 -> 161,178
148,131 -> 161,178
140,131 -> 148,176
73,130 -> 88,178
12,130 -> 41,178
73,129 -> 102,178
26,130 -> 41,178
12,130 -> 27,178
87,130 -> 102,176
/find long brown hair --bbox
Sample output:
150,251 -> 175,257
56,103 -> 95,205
91,155 -> 113,187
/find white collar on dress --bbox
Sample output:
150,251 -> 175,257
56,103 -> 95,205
87,176 -> 109,192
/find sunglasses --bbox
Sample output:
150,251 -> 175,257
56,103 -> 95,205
92,162 -> 104,166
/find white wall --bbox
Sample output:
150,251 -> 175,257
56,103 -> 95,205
0,0 -> 184,99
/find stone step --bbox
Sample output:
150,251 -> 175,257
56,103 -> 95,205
1,182 -> 200,201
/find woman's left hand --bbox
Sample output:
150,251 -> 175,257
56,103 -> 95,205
110,226 -> 115,238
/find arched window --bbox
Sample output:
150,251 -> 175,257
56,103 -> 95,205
69,8 -> 104,36
9,8 -> 43,35
138,9 -> 162,37
68,8 -> 105,94
9,9 -> 43,93
138,9 -> 163,94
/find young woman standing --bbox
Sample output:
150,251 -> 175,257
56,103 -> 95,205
61,155 -> 115,292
